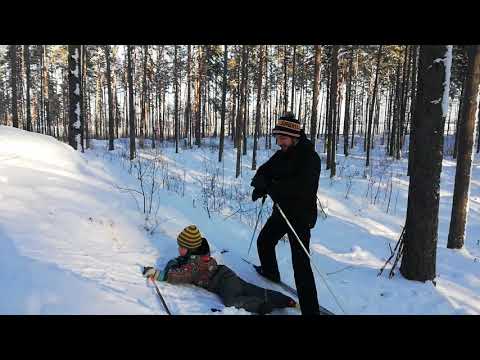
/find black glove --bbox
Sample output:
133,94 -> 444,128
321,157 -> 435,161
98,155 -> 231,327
252,188 -> 267,202
251,174 -> 268,192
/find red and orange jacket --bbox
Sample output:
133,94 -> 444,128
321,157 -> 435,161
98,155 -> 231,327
164,255 -> 219,290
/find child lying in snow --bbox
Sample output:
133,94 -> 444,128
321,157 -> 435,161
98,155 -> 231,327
142,225 -> 298,315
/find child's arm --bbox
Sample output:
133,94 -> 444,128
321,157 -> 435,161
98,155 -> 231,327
143,257 -> 185,281
164,262 -> 195,284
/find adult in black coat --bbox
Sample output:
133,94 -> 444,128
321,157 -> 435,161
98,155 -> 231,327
251,112 -> 321,315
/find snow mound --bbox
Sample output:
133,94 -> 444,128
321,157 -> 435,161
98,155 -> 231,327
0,127 -> 162,314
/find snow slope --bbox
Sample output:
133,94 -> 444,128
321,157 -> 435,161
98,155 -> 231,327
0,126 -> 294,315
1,125 -> 479,314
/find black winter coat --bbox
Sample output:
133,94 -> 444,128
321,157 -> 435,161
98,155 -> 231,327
253,132 -> 320,229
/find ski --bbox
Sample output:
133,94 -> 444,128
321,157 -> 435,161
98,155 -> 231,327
241,257 -> 335,315
241,257 -> 298,296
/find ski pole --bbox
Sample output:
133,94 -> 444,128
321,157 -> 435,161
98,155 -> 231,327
149,276 -> 172,315
274,202 -> 347,315
247,195 -> 266,256
316,194 -> 327,219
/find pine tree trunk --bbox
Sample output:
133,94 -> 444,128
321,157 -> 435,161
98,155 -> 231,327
186,45 -> 192,145
358,79 -> 366,149
0,80 -> 3,126
317,83 -> 324,139
263,45 -> 269,143
154,86 -> 159,144
68,45 -> 82,150
366,45 -> 382,167
174,45 -> 179,154
351,79 -> 357,149
243,47 -> 249,156
351,54 -> 358,149
39,46 -> 45,134
83,46 -> 89,149
9,45 -> 18,128
364,95 -> 369,152
95,61 -> 102,140
213,74 -> 218,138
219,45 -> 228,162
61,68 -> 67,140
44,46 -> 51,136
387,81 -> 393,154
127,46 -> 136,160
252,46 -> 265,170
409,45 -> 418,130
194,46 -> 204,147
344,47 -> 354,156
0,80 -> 4,126
290,45 -> 296,112
86,74 -> 91,148
161,82 -> 166,141
398,46 -> 409,149
283,46 -> 288,113
390,61 -> 401,157
407,47 -> 419,176
139,45 -> 147,148
310,45 -> 321,145
236,46 -> 247,178
112,54 -> 120,140
298,74 -> 303,123
402,46 -> 413,143
77,46 -> 83,150
16,47 -> 24,131
202,47 -> 209,139
329,46 -> 339,178
477,101 -> 480,154
24,45 -> 32,132
124,55 -> 129,139
336,90 -> 341,148
102,81 -> 106,139
447,45 -> 480,249
104,46 -> 115,151
325,59 -> 332,164
234,51 -> 240,147
150,94 -> 155,149
231,85 -> 237,144
453,74 -> 466,160
400,46 -> 451,282
446,105 -> 453,137
201,78 -> 206,139
177,56 -> 182,144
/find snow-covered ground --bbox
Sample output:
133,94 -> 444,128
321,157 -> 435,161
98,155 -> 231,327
1,125 -> 479,315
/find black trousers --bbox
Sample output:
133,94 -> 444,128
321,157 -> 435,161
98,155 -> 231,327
211,266 -> 293,314
257,213 -> 320,315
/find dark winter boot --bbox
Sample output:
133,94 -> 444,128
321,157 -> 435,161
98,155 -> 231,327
253,265 -> 280,283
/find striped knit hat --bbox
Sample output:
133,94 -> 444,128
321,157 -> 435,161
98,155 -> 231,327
177,225 -> 203,250
272,112 -> 301,138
